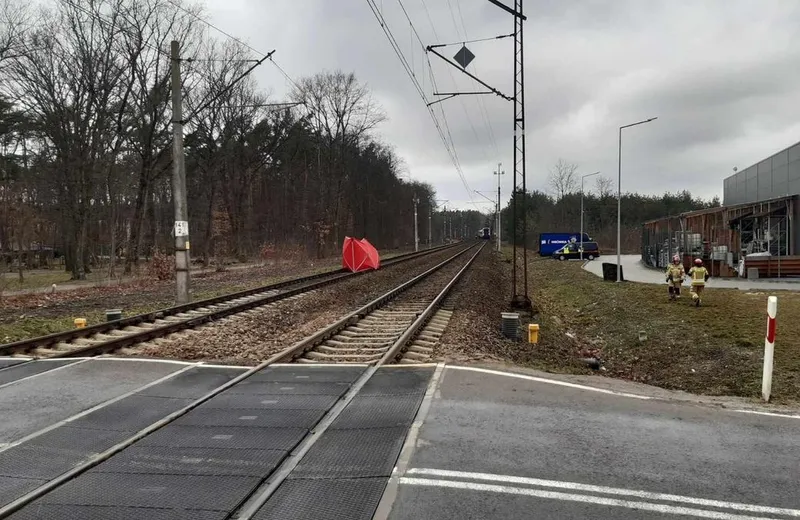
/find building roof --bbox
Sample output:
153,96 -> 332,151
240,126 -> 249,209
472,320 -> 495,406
642,194 -> 796,225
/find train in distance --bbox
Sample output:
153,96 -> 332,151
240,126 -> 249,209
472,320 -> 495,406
539,232 -> 592,256
476,227 -> 491,240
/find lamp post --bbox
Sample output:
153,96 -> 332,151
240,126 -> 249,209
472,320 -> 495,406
617,117 -> 657,281
580,171 -> 600,261
494,163 -> 505,252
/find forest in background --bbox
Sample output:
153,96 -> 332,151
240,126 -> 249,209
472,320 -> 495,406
0,0 -> 718,281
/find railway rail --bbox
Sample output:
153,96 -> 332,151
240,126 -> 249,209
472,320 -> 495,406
0,242 -> 462,359
0,241 -> 485,519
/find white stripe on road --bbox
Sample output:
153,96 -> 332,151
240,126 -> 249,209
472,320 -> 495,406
447,365 -> 652,400
399,477 -> 786,520
405,469 -> 800,518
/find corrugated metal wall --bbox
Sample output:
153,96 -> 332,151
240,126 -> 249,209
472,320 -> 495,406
724,141 -> 800,205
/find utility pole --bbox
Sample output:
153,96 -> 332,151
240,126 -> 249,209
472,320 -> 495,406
171,40 -> 190,304
428,206 -> 432,248
494,163 -> 504,252
413,196 -> 419,252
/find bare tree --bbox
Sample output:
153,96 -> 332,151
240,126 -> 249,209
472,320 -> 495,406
547,158 -> 578,201
0,0 -> 29,69
292,71 -> 387,248
595,175 -> 614,198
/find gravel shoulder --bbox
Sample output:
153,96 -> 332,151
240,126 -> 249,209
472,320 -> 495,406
0,250 -> 412,343
129,246 -> 471,364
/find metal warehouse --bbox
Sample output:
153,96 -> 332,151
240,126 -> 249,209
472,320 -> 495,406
642,140 -> 800,278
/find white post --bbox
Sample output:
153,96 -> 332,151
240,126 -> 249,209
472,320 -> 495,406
428,207 -> 432,249
762,295 -> 778,402
581,183 -> 584,261
580,171 -> 600,262
413,196 -> 419,252
495,163 -> 504,252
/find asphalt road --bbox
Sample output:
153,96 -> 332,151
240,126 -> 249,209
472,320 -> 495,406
382,366 -> 800,519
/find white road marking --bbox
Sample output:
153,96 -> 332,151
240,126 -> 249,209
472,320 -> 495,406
399,477 -> 787,520
727,409 -> 800,420
446,366 -> 800,420
406,468 -> 800,517
447,365 -> 652,400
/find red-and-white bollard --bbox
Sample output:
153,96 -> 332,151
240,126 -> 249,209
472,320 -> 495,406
762,296 -> 777,402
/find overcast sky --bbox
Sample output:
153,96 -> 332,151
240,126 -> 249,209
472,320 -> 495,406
207,0 -> 800,210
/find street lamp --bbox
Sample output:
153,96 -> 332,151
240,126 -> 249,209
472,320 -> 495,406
580,171 -> 600,261
617,117 -> 657,281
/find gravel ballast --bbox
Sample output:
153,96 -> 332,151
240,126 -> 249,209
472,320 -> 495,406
131,245 -> 473,364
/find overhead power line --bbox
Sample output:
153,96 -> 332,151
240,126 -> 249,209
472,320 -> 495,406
430,33 -> 514,48
366,0 -> 481,211
163,0 -> 300,93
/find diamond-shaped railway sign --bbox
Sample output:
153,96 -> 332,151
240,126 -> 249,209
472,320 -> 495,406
453,45 -> 475,69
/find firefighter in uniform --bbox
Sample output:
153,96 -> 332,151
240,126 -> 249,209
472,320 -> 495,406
687,258 -> 710,307
665,255 -> 685,301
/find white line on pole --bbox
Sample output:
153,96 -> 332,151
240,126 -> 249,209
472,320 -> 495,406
762,295 -> 777,402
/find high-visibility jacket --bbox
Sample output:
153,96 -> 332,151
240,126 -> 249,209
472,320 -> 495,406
665,263 -> 684,281
688,266 -> 709,286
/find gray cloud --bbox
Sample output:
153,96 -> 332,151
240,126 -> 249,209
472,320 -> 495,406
208,0 -> 800,208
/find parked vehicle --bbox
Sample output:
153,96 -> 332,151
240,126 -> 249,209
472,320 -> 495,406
538,232 -> 592,256
553,242 -> 601,261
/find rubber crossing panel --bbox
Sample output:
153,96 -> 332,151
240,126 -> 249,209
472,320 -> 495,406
227,380 -> 351,396
252,367 -> 435,520
290,427 -> 409,479
201,392 -> 340,410
67,396 -> 194,432
173,407 -> 326,429
248,366 -> 366,384
137,366 -> 245,399
38,472 -> 261,511
6,364 -> 368,517
137,425 -> 306,451
252,478 -> 388,520
7,504 -> 226,520
91,445 -> 288,477
0,476 -> 45,508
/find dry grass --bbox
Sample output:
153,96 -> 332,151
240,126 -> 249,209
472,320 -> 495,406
527,258 -> 800,404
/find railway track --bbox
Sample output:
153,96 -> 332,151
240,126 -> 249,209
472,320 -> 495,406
0,241 -> 485,519
269,241 -> 484,365
0,242 -> 462,359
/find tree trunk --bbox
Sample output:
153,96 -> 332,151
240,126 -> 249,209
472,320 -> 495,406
125,176 -> 149,274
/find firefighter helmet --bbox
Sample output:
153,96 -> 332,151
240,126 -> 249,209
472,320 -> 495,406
694,258 -> 703,266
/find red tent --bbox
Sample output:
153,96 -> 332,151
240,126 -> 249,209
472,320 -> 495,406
342,237 -> 380,272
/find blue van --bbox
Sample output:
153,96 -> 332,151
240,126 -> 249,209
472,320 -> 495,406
538,233 -> 592,256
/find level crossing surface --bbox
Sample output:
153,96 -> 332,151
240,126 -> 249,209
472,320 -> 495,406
0,358 -> 798,519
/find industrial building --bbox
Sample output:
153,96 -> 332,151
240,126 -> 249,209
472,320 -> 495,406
642,140 -> 800,278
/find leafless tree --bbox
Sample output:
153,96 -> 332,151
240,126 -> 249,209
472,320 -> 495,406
595,175 -> 614,198
292,71 -> 387,246
547,158 -> 578,201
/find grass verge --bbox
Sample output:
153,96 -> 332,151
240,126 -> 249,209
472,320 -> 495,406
525,258 -> 800,404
